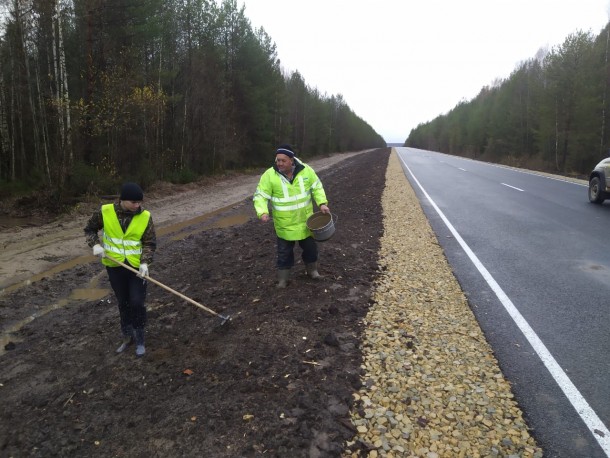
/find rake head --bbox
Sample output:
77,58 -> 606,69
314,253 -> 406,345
218,314 -> 231,326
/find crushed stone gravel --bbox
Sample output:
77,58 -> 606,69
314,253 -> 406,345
345,151 -> 544,458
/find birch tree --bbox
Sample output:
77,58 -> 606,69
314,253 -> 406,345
0,70 -> 10,179
53,0 -> 73,167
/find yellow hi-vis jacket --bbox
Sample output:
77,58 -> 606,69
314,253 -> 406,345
100,204 -> 151,268
253,159 -> 328,241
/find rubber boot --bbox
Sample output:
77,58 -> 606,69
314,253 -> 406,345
116,327 -> 134,353
134,328 -> 145,357
115,335 -> 133,353
277,269 -> 290,288
305,262 -> 322,280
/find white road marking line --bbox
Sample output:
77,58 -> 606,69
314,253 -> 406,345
397,152 -> 610,456
502,183 -> 524,191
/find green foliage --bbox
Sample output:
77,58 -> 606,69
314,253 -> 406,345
407,26 -> 610,176
0,0 -> 385,208
165,166 -> 198,184
0,179 -> 33,201
66,161 -> 121,198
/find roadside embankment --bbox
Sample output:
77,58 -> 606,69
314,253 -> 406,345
346,150 -> 543,457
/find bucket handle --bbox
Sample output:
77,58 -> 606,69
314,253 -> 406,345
319,211 -> 337,224
310,211 -> 337,226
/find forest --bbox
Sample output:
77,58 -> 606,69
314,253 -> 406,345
406,23 -> 610,178
0,0 -> 385,207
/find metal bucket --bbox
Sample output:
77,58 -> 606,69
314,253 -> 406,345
306,211 -> 337,241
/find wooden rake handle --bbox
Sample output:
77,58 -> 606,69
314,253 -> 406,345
110,258 -> 224,319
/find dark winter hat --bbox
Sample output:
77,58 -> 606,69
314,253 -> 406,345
276,144 -> 295,159
120,182 -> 144,201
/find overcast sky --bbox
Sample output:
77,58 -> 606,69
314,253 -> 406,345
239,0 -> 610,144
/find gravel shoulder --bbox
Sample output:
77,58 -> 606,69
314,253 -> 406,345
346,152 -> 542,457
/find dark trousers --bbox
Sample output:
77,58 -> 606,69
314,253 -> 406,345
106,265 -> 147,335
276,236 -> 318,269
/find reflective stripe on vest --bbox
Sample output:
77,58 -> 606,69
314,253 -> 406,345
100,204 -> 151,268
270,175 -> 312,212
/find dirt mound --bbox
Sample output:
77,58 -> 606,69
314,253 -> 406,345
0,149 -> 390,457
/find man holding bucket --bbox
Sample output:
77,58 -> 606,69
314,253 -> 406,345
253,144 -> 331,288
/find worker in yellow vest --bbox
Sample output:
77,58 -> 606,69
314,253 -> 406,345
254,144 -> 330,288
84,182 -> 157,357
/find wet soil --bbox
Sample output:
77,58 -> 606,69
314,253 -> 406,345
0,148 -> 390,457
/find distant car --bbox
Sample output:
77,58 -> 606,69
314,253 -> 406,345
589,158 -> 610,203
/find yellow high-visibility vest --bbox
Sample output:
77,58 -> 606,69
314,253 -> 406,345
100,204 -> 150,268
253,160 -> 327,240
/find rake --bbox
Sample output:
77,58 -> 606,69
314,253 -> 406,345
111,258 -> 231,325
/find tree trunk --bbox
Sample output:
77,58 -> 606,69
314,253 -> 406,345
0,74 -> 10,179
601,28 -> 609,159
56,0 -> 73,167
555,98 -> 560,171
15,0 -> 42,170
33,51 -> 52,185
181,90 -> 187,171
8,46 -> 17,181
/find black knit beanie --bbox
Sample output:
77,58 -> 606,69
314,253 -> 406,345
276,144 -> 295,158
120,182 -> 144,201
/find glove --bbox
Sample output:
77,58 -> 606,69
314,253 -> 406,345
92,244 -> 105,257
138,263 -> 149,277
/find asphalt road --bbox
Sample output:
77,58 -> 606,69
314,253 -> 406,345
395,147 -> 610,458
